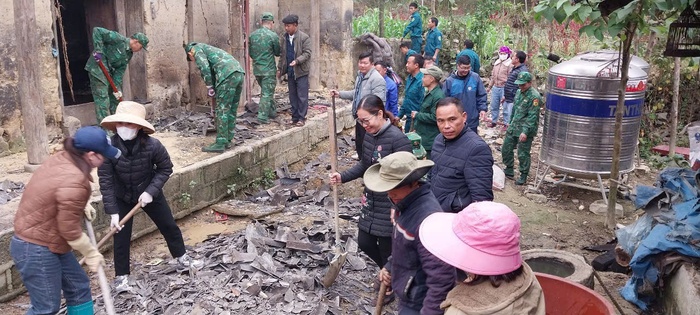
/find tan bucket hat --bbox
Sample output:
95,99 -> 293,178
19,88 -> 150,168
100,101 -> 155,134
363,151 -> 434,192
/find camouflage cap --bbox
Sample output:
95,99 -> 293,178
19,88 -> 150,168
420,65 -> 443,79
184,42 -> 197,61
514,71 -> 533,85
261,12 -> 274,21
131,33 -> 149,51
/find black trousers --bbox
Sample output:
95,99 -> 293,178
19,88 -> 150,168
288,74 -> 309,122
355,121 -> 366,157
358,229 -> 392,269
113,193 -> 186,276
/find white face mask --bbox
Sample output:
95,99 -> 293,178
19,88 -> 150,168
499,54 -> 508,61
116,126 -> 138,141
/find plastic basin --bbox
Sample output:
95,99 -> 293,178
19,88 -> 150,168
535,272 -> 616,315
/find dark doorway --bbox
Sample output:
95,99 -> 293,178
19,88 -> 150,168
56,0 -> 91,105
56,0 -> 117,106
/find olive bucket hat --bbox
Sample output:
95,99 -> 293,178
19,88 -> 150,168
363,151 -> 434,192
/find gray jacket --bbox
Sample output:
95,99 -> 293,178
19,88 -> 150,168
339,67 -> 387,117
278,30 -> 312,78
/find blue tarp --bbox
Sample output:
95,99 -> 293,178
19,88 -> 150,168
618,168 -> 700,310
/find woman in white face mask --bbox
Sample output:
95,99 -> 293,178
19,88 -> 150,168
98,101 -> 204,293
487,46 -> 514,129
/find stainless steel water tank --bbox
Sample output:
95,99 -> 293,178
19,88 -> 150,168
540,55 -> 648,178
570,50 -> 650,74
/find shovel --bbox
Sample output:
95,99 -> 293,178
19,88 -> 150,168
374,282 -> 388,315
79,204 -> 141,265
321,95 -> 347,288
84,218 -> 116,315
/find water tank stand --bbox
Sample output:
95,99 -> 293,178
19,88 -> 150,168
533,160 -> 610,204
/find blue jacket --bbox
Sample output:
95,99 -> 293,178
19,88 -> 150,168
424,28 -> 443,61
399,72 -> 425,132
504,64 -> 528,103
430,127 -> 494,212
384,75 -> 399,116
386,183 -> 455,314
444,71 -> 488,131
403,12 -> 423,38
456,48 -> 481,74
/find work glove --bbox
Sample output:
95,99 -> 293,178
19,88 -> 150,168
84,204 -> 96,221
68,233 -> 104,273
139,192 -> 153,207
110,214 -> 122,232
112,91 -> 123,100
93,52 -> 103,62
207,86 -> 216,97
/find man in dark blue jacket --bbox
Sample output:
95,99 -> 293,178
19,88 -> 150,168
364,151 -> 455,315
444,55 -> 487,133
430,97 -> 494,213
502,50 -> 528,128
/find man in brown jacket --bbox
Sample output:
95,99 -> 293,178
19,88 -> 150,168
278,14 -> 312,126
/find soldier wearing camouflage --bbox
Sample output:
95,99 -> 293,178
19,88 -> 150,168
185,42 -> 245,153
249,13 -> 281,123
85,28 -> 148,124
502,71 -> 542,185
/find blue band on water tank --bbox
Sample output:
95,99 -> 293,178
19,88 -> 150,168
546,94 -> 643,118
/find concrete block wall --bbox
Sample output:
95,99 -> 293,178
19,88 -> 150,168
663,263 -> 700,315
0,104 -> 354,302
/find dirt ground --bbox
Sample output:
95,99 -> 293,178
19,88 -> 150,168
1,98 -> 654,314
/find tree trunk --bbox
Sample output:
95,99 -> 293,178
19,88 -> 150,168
607,3 -> 642,229
13,0 -> 48,166
431,0 -> 436,14
670,57 -> 681,158
378,0 -> 385,37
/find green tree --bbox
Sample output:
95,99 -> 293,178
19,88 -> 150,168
533,0 -> 694,229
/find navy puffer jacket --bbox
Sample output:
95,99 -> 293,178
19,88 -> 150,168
430,127 -> 494,213
386,183 -> 455,314
504,64 -> 528,103
99,132 -> 173,214
340,120 -> 411,237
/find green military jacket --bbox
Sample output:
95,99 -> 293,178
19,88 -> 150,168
508,87 -> 542,138
190,43 -> 244,88
249,26 -> 280,76
413,85 -> 445,151
84,27 -> 133,86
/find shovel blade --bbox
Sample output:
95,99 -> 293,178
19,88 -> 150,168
321,252 -> 347,288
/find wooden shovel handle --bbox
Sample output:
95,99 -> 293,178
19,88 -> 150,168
85,218 -> 116,315
374,282 -> 387,315
79,203 -> 141,265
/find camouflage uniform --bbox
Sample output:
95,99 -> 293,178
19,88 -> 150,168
249,13 -> 281,123
502,72 -> 541,185
185,42 -> 244,152
85,28 -> 146,123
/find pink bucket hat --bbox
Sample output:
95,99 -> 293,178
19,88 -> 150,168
419,201 -> 522,276
499,46 -> 512,55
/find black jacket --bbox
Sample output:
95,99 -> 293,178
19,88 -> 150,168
99,132 -> 173,214
386,183 -> 455,314
504,64 -> 528,103
430,127 -> 494,213
340,120 -> 411,237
